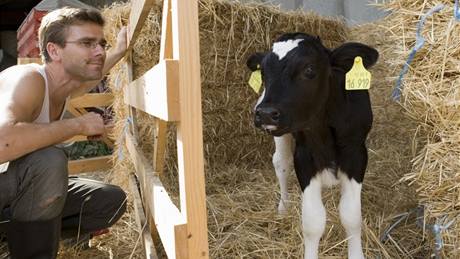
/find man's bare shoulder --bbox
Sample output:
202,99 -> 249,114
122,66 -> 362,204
0,64 -> 46,123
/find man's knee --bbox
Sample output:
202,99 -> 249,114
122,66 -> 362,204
93,184 -> 127,227
104,185 -> 127,221
27,146 -> 68,175
13,147 -> 68,221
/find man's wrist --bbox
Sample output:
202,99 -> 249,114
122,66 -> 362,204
68,118 -> 83,135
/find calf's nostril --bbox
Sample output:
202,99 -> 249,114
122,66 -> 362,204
271,111 -> 280,121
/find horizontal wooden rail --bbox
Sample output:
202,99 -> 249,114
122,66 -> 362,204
64,135 -> 88,143
124,60 -> 180,121
125,131 -> 186,258
68,155 -> 112,174
70,93 -> 114,108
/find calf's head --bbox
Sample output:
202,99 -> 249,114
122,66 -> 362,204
247,33 -> 378,136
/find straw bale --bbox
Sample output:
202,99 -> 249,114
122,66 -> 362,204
96,0 -> 435,258
372,0 -> 460,256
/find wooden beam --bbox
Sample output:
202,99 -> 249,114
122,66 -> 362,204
69,93 -> 114,108
160,0 -> 173,60
172,0 -> 209,258
68,155 -> 112,174
123,60 -> 180,122
128,0 -> 155,51
129,174 -> 159,259
125,132 -> 187,259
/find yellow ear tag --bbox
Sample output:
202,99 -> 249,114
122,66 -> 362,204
345,56 -> 371,90
248,69 -> 262,94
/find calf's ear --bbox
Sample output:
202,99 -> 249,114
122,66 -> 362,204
330,43 -> 379,71
246,52 -> 266,71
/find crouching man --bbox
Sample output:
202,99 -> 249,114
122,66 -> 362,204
0,7 -> 128,259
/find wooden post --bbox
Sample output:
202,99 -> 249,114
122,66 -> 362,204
172,0 -> 209,257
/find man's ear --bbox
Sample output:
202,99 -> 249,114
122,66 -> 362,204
246,52 -> 266,71
46,42 -> 62,62
330,43 -> 379,71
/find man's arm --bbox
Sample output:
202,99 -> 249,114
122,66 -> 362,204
0,67 -> 105,163
71,26 -> 127,97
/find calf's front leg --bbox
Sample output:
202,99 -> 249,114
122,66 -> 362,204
273,134 -> 294,214
302,176 -> 326,259
339,171 -> 365,259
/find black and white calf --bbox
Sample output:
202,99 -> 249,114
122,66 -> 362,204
247,33 -> 378,259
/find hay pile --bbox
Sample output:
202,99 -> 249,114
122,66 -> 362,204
95,0 -> 442,258
375,0 -> 460,257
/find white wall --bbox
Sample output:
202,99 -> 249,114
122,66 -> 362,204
264,0 -> 388,25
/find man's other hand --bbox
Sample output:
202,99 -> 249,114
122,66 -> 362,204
115,26 -> 127,55
76,112 -> 105,137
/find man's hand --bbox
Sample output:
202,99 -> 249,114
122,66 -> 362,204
75,112 -> 105,137
114,26 -> 127,56
87,124 -> 113,141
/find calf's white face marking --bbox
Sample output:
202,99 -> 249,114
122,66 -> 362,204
272,39 -> 304,60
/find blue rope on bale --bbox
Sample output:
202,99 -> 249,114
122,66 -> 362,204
455,0 -> 460,20
391,4 -> 445,101
381,205 -> 455,259
117,116 -> 133,161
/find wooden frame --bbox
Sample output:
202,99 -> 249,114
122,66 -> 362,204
122,0 -> 209,258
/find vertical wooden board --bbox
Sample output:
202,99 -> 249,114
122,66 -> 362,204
128,0 -> 155,51
125,54 -> 140,139
174,224 -> 189,259
153,119 -> 167,173
160,0 -> 173,60
172,0 -> 209,258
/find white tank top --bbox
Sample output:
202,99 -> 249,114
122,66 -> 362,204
32,64 -> 68,123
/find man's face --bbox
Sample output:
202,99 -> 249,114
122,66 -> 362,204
60,23 -> 106,81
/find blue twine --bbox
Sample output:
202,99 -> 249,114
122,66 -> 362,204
455,0 -> 460,20
382,205 -> 455,259
391,4 -> 445,101
431,216 -> 455,259
117,116 -> 133,161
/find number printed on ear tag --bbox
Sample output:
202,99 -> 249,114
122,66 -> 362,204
345,56 -> 371,91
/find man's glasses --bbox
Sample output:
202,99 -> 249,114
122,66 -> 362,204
64,40 -> 109,50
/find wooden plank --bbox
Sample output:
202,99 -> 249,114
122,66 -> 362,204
128,174 -> 159,259
160,0 -> 173,60
127,0 -> 155,51
125,132 -> 186,259
126,54 -> 140,140
17,57 -> 42,65
172,0 -> 209,258
66,103 -> 83,117
68,155 -> 112,174
123,60 -> 180,122
153,119 -> 167,174
69,93 -> 114,108
63,135 -> 88,143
